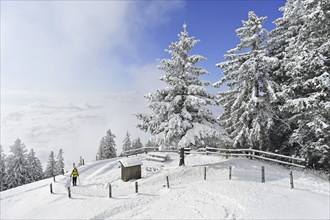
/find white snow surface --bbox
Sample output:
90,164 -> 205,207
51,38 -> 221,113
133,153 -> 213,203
1,153 -> 329,219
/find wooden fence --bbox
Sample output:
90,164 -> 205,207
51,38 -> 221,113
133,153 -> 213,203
122,146 -> 306,168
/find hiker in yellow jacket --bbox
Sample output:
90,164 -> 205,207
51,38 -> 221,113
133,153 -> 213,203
70,167 -> 79,186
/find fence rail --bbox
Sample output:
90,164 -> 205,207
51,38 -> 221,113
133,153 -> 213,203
122,146 -> 306,168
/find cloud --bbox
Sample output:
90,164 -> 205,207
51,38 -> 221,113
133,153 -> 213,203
1,1 -> 185,168
0,62 -> 166,169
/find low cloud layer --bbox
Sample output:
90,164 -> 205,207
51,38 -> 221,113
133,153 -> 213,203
1,0 -> 182,168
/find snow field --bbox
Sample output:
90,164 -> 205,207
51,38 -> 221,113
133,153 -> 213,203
1,153 -> 329,219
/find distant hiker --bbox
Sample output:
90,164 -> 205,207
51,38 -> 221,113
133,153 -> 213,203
70,167 -> 79,186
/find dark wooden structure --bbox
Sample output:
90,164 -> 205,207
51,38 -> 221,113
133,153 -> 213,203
119,157 -> 142,182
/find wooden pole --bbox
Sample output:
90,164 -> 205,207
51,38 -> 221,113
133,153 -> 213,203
289,171 -> 294,189
109,184 -> 112,198
53,176 -> 55,182
261,166 -> 265,183
135,182 -> 138,193
166,176 -> 170,188
204,167 -> 206,180
229,166 -> 232,180
68,187 -> 71,198
82,159 -> 85,166
179,148 -> 185,166
50,183 -> 53,194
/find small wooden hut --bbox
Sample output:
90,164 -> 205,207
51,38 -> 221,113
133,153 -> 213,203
119,157 -> 142,182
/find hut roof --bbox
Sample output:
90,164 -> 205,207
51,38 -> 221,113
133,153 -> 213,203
119,157 -> 142,167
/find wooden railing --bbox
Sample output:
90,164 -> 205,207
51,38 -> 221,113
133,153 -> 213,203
122,146 -> 306,168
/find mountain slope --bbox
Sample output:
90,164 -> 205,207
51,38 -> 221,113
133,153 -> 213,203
1,153 -> 329,219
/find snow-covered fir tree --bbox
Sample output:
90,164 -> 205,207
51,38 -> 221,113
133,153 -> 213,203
27,149 -> 44,182
5,139 -> 31,189
145,139 -> 158,151
97,129 -> 117,160
132,137 -> 144,150
44,151 -> 57,178
267,0 -> 305,153
137,23 -> 231,150
272,0 -> 330,169
78,156 -> 83,167
214,11 -> 278,151
122,131 -> 132,152
0,146 -> 7,191
56,148 -> 65,175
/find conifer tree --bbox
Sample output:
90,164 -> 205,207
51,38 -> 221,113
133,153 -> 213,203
44,151 -> 57,178
267,0 -> 305,153
6,139 -> 31,189
0,146 -> 7,191
56,148 -> 65,175
97,129 -> 117,160
27,149 -> 44,181
214,11 -> 278,151
275,0 -> 330,169
145,139 -> 158,151
132,137 -> 144,150
137,24 -> 231,150
122,131 -> 132,152
78,156 -> 83,167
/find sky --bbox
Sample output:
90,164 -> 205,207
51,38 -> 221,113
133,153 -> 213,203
0,0 -> 286,169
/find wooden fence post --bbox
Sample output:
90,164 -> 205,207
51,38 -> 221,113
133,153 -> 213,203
261,166 -> 265,183
289,171 -> 294,189
68,187 -> 71,198
166,176 -> 170,188
109,184 -> 112,198
204,167 -> 206,180
135,182 -> 138,193
53,176 -> 55,182
179,148 -> 185,166
50,183 -> 53,194
82,159 -> 85,166
229,166 -> 232,180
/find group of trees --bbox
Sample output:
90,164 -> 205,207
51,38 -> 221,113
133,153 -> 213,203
0,139 -> 65,191
44,148 -> 65,178
96,129 -> 147,160
122,131 -> 144,152
136,0 -> 329,170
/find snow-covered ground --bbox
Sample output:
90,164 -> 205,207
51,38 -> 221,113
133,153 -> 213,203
1,153 -> 329,219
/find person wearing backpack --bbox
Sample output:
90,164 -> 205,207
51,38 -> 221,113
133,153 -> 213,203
70,167 -> 79,186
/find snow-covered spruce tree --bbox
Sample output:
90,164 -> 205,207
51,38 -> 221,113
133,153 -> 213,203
0,146 -> 7,191
122,131 -> 132,153
78,156 -> 83,167
214,12 -> 278,151
136,24 -> 231,150
267,0 -> 305,154
132,137 -> 144,150
97,129 -> 117,160
145,139 -> 158,152
6,139 -> 32,189
56,148 -> 65,175
278,0 -> 330,169
44,151 -> 57,178
27,149 -> 44,182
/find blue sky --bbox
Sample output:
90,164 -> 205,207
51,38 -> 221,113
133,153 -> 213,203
1,0 -> 286,168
